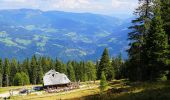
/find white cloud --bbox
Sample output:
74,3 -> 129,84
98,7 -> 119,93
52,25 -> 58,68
111,0 -> 137,10
0,0 -> 138,16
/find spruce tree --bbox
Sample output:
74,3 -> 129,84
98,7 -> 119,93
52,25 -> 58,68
96,60 -> 100,79
160,0 -> 170,80
67,62 -> 76,82
22,58 -> 30,80
55,58 -> 62,72
112,54 -> 123,79
98,48 -> 114,81
13,73 -> 23,86
86,61 -> 96,82
100,71 -> 107,92
0,58 -> 3,87
30,55 -> 37,84
10,58 -> 17,85
37,58 -> 44,84
21,72 -> 30,85
71,61 -> 79,81
79,61 -> 85,81
144,0 -> 168,81
61,63 -> 67,75
41,57 -> 48,73
3,58 -> 10,87
161,0 -> 170,43
128,0 -> 153,81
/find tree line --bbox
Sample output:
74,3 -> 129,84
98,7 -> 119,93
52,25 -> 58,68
127,0 -> 170,81
0,48 -> 124,87
1,0 -> 169,87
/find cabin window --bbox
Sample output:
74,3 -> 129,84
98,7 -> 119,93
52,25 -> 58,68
52,74 -> 55,77
64,77 -> 66,80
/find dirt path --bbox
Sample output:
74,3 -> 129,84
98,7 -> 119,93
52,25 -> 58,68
0,91 -> 19,98
22,85 -> 99,100
0,85 -> 99,99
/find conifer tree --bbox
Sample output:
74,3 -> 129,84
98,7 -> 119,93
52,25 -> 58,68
37,58 -> 44,84
128,0 -> 153,81
21,72 -> 30,85
10,58 -> 17,85
3,58 -> 10,86
41,57 -> 48,73
100,71 -> 107,92
79,61 -> 85,81
61,63 -> 67,75
22,58 -> 30,80
161,0 -> 170,43
0,58 -> 3,87
96,60 -> 100,79
86,61 -> 96,82
112,54 -> 123,79
160,0 -> 170,80
13,73 -> 23,86
30,55 -> 37,84
98,48 -> 114,81
67,62 -> 76,82
144,0 -> 168,81
55,58 -> 62,72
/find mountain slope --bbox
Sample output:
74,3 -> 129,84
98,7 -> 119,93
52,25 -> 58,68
0,9 -> 130,61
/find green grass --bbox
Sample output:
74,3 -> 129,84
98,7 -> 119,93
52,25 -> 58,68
83,81 -> 170,100
11,82 -> 100,100
0,85 -> 41,93
2,81 -> 170,100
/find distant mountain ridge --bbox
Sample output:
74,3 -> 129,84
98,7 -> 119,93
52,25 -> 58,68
0,9 -> 131,61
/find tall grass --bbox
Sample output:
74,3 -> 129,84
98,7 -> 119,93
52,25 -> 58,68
83,81 -> 170,100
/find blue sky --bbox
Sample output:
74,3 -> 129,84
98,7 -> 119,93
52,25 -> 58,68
0,0 -> 138,17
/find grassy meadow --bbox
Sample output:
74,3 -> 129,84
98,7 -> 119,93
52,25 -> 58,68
1,80 -> 170,100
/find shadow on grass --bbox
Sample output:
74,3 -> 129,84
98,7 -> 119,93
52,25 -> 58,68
80,87 -> 170,100
73,81 -> 170,100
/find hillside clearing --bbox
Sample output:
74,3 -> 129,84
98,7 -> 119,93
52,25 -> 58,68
1,80 -> 170,100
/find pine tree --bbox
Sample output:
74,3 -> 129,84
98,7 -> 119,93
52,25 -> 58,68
128,0 -> 153,81
37,58 -> 44,84
41,57 -> 48,73
67,62 -> 76,82
55,58 -> 62,72
98,48 -> 114,81
3,58 -> 10,87
96,60 -> 100,79
86,61 -> 96,82
22,58 -> 30,81
100,71 -> 107,92
61,63 -> 67,75
0,73 -> 2,87
10,58 -> 18,85
71,61 -> 79,81
161,0 -> 170,43
79,61 -> 85,81
112,54 -> 123,79
21,72 -> 30,85
160,0 -> 170,80
0,58 -> 3,87
144,0 -> 168,81
13,73 -> 23,86
30,55 -> 37,84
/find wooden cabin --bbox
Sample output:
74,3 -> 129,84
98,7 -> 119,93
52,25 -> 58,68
43,70 -> 71,89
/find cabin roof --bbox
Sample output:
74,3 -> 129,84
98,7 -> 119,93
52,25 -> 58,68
43,70 -> 71,86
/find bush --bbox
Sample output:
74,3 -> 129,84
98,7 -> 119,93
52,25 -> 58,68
13,72 -> 30,86
21,72 -> 30,85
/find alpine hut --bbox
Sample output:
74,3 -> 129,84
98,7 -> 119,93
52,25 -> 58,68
43,70 -> 71,88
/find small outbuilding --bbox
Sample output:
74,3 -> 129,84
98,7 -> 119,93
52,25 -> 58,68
43,70 -> 71,88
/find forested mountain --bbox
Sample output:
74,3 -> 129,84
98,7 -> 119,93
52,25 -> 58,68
0,9 -> 131,61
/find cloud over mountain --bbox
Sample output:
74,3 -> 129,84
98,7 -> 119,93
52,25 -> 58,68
0,0 -> 137,16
